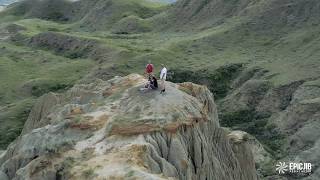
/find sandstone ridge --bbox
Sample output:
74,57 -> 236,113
0,74 -> 257,180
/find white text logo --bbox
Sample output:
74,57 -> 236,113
276,162 -> 312,175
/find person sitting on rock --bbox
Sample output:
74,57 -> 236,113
141,76 -> 158,91
149,76 -> 158,90
144,76 -> 152,88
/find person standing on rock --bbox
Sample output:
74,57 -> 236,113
145,60 -> 154,79
160,64 -> 167,94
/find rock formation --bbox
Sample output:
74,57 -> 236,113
0,74 -> 257,179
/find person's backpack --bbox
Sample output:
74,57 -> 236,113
146,64 -> 154,73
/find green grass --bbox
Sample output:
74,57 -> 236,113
8,12 -> 318,87
0,98 -> 34,149
0,42 -> 94,102
170,64 -> 244,99
0,41 -> 94,149
219,108 -> 286,162
14,18 -> 71,36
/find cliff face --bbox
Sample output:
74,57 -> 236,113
0,74 -> 257,179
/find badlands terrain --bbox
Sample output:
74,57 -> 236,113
0,0 -> 320,179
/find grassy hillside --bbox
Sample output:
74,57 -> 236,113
0,40 -> 94,148
0,0 -> 169,149
3,0 -> 168,30
0,0 -> 320,178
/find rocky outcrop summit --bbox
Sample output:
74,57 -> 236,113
0,74 -> 257,179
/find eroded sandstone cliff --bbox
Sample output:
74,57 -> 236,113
0,74 -> 257,180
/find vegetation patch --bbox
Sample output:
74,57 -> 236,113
0,99 -> 34,149
30,82 -> 71,97
0,41 -> 94,149
220,109 -> 255,127
220,108 -> 286,158
170,63 -> 244,99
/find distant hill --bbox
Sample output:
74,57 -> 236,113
162,0 -> 320,31
3,0 -> 168,31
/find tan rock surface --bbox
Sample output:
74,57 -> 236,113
0,74 -> 257,180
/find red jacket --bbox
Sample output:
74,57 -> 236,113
146,64 -> 154,73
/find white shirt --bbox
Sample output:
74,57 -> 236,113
160,67 -> 167,80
